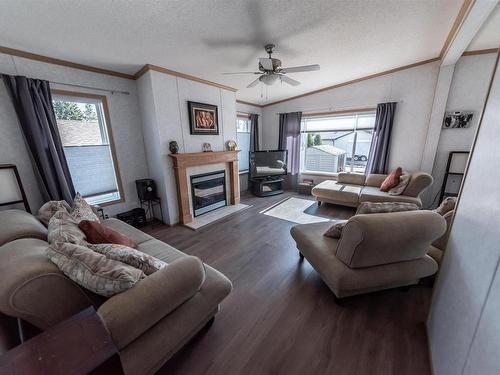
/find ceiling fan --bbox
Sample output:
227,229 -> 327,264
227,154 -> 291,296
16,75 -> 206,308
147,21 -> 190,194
222,44 -> 320,88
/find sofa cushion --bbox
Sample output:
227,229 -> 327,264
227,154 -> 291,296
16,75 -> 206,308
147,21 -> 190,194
324,220 -> 348,239
434,197 -> 457,216
79,220 -> 137,248
0,210 -> 48,247
47,210 -> 87,245
337,172 -> 366,186
312,180 -> 361,205
335,211 -> 446,268
365,174 -> 388,188
37,200 -> 72,226
89,243 -> 167,275
47,241 -> 145,297
359,186 -> 422,207
72,193 -> 100,223
356,201 -> 419,215
102,218 -> 153,245
388,174 -> 411,195
380,167 -> 403,192
403,172 -> 433,197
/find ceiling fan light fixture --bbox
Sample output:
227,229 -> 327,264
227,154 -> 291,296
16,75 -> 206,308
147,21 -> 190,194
259,74 -> 279,86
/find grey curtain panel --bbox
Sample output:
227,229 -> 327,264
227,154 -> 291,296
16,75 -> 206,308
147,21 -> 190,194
278,111 -> 302,184
366,102 -> 397,174
249,113 -> 259,152
2,75 -> 76,203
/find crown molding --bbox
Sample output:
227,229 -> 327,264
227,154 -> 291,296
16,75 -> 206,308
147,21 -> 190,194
261,57 -> 441,108
462,48 -> 500,56
134,64 -> 237,92
235,99 -> 264,108
0,46 -> 135,80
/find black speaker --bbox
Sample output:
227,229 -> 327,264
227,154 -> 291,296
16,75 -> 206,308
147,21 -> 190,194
136,179 -> 157,201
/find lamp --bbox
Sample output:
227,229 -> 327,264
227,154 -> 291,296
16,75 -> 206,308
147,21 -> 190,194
0,164 -> 31,213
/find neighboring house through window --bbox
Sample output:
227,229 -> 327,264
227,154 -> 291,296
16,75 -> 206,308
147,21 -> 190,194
300,111 -> 376,174
237,115 -> 251,172
52,91 -> 123,205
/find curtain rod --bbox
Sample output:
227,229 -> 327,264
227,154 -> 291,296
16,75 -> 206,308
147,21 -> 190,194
0,71 -> 130,95
275,101 -> 401,115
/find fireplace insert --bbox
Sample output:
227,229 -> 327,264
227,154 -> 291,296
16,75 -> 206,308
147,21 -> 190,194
190,170 -> 227,217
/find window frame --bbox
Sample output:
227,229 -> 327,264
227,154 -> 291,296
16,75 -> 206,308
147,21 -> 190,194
51,89 -> 125,207
236,114 -> 251,173
300,109 -> 376,176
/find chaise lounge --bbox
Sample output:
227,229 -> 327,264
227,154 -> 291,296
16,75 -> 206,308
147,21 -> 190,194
312,171 -> 433,208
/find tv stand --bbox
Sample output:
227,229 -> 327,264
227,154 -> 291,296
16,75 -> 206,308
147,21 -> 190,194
249,177 -> 284,197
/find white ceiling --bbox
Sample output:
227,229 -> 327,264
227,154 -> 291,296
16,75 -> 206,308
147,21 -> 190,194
0,0 -> 463,105
467,4 -> 500,51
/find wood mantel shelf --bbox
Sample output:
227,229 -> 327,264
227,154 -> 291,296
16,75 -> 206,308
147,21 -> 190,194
170,151 -> 240,224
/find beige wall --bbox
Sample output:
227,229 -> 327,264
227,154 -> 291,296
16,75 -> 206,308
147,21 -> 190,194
427,52 -> 500,375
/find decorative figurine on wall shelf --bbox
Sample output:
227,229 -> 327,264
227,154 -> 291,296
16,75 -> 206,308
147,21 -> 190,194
169,141 -> 179,154
226,140 -> 237,151
202,142 -> 212,152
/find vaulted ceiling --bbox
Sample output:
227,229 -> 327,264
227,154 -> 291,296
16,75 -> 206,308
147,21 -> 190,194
0,0 -> 465,105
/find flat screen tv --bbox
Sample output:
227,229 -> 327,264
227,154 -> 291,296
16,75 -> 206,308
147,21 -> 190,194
249,150 -> 288,179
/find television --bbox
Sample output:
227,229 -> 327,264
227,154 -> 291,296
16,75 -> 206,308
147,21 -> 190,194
249,150 -> 288,179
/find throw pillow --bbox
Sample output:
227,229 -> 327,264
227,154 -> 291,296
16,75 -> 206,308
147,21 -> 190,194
37,200 -> 72,226
72,193 -> 100,223
356,201 -> 420,215
388,174 -> 411,196
79,220 -> 138,249
47,241 -> 145,297
434,197 -> 457,216
380,167 -> 403,192
47,209 -> 87,245
324,220 -> 348,239
88,243 -> 167,275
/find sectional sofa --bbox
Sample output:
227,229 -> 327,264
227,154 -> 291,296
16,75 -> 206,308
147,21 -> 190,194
0,209 -> 232,374
312,171 -> 433,208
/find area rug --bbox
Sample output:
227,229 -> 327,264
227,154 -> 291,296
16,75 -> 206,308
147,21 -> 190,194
260,197 -> 331,224
185,203 -> 251,230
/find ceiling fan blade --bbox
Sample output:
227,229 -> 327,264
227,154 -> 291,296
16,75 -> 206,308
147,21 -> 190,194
259,58 -> 274,71
281,64 -> 320,73
280,75 -> 301,86
247,77 -> 261,88
221,72 -> 262,75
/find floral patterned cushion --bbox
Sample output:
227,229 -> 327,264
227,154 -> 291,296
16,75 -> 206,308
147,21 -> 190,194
37,200 -> 72,226
356,201 -> 419,215
388,174 -> 411,196
88,243 -> 167,275
72,193 -> 100,223
47,209 -> 87,245
324,220 -> 348,239
47,241 -> 144,297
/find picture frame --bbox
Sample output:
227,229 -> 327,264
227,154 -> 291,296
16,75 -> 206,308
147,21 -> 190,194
188,101 -> 219,135
442,111 -> 474,129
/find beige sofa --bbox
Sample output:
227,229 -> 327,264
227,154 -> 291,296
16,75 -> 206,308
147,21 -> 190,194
290,210 -> 446,299
0,209 -> 232,374
312,171 -> 433,208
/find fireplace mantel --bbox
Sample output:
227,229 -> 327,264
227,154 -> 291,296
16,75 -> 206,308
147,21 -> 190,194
170,151 -> 240,224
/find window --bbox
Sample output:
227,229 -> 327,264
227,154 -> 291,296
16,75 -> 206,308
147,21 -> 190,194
300,112 -> 376,175
237,116 -> 251,172
52,91 -> 123,206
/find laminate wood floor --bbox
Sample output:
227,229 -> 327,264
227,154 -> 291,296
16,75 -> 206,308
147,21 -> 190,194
148,192 -> 432,375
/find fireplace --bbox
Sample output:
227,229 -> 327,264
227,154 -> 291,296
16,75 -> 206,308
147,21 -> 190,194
190,170 -> 227,217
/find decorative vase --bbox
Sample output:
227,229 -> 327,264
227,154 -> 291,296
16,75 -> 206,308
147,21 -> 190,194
169,141 -> 179,154
226,140 -> 237,151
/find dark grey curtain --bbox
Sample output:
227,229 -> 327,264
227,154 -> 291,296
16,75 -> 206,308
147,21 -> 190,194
366,102 -> 397,174
2,75 -> 75,203
278,112 -> 302,188
249,113 -> 259,152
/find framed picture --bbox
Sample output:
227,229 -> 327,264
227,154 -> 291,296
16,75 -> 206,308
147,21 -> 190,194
443,111 -> 474,129
188,101 -> 219,135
